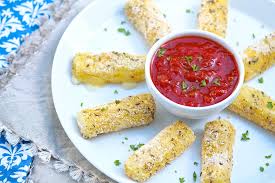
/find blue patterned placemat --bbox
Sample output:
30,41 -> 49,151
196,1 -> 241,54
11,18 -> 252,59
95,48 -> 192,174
0,0 -> 53,69
0,133 -> 34,183
0,0 -> 54,182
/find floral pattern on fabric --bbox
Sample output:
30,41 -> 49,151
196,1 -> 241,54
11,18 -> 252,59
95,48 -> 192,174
0,0 -> 53,69
0,133 -> 34,183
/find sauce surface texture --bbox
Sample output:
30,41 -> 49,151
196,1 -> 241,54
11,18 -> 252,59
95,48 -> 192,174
151,36 -> 239,107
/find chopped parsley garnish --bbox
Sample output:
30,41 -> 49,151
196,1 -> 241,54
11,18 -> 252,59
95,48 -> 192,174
163,13 -> 167,18
185,55 -> 193,62
104,28 -> 107,31
265,163 -> 270,166
174,170 -> 178,173
213,78 -> 220,86
114,90 -> 119,94
259,166 -> 264,172
185,9 -> 191,13
258,77 -> 264,84
80,102 -> 83,107
130,143 -> 144,151
193,171 -> 197,182
157,48 -> 166,57
191,64 -> 199,71
241,130 -> 250,141
114,160 -> 121,166
194,162 -> 199,166
100,108 -> 106,112
265,154 -> 272,159
181,81 -> 188,90
267,102 -> 273,109
121,21 -> 126,25
117,28 -> 131,36
115,100 -> 121,104
200,80 -> 207,87
124,137 -> 128,140
179,177 -> 185,183
252,33 -> 256,39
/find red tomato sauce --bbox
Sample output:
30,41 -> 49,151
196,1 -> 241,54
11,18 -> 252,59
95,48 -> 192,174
150,36 -> 239,107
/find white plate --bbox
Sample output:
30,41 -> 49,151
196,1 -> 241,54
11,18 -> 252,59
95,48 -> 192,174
51,0 -> 275,182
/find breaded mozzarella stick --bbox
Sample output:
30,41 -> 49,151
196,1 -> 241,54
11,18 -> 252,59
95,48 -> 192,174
77,94 -> 155,138
228,85 -> 275,133
198,0 -> 228,38
125,121 -> 196,182
125,0 -> 171,46
72,52 -> 146,86
201,120 -> 235,183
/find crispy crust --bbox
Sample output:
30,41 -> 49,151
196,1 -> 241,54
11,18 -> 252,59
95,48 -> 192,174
228,85 -> 275,133
125,121 -> 196,182
201,119 -> 235,183
72,51 -> 146,86
243,32 -> 275,81
77,94 -> 156,139
198,0 -> 228,38
125,0 -> 171,46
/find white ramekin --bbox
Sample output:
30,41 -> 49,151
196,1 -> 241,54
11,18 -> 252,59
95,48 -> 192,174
145,30 -> 244,119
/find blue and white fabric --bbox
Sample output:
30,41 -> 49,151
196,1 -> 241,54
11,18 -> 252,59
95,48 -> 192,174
0,133 -> 34,183
0,0 -> 53,69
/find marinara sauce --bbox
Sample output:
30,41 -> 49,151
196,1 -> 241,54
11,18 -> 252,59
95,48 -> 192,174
150,36 -> 239,107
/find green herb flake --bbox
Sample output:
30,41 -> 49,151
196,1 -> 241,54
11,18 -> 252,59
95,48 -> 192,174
191,64 -> 199,71
185,9 -> 191,13
157,48 -> 166,57
114,90 -> 119,94
181,81 -> 188,90
265,154 -> 272,159
80,102 -> 83,107
100,108 -> 106,112
241,130 -> 250,141
163,13 -> 167,18
200,80 -> 207,87
265,163 -> 270,166
213,78 -> 220,86
194,162 -> 199,166
174,170 -> 178,173
193,171 -> 197,182
130,143 -> 144,151
179,177 -> 185,183
258,77 -> 264,84
259,166 -> 264,172
124,137 -> 128,140
267,102 -> 273,109
121,21 -> 126,25
115,100 -> 121,104
185,55 -> 193,63
117,28 -> 131,36
252,33 -> 256,39
114,160 -> 121,166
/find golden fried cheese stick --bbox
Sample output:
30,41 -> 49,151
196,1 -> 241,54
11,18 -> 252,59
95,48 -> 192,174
77,94 -> 155,138
125,121 -> 196,182
243,32 -> 275,81
228,85 -> 275,133
72,52 -> 146,86
198,0 -> 228,38
201,119 -> 235,183
125,0 -> 171,46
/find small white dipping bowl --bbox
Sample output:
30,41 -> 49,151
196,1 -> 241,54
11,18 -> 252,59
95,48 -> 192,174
145,30 -> 244,119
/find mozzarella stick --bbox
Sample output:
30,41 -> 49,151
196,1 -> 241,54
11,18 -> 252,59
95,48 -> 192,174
201,120 -> 235,183
125,121 -> 196,182
198,0 -> 228,38
77,94 -> 155,138
72,52 -> 146,86
243,32 -> 275,81
125,0 -> 171,46
228,85 -> 275,133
